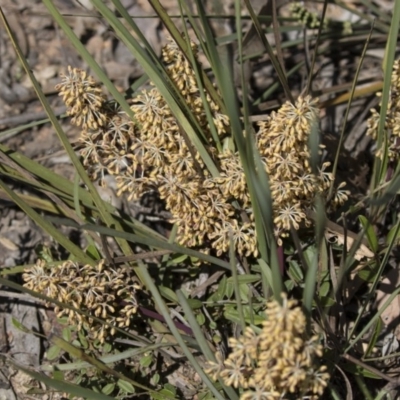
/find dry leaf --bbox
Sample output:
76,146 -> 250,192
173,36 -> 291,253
376,269 -> 400,338
325,230 -> 374,260
306,209 -> 374,261
0,236 -> 18,251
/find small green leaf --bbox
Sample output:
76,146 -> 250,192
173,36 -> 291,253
167,254 -> 188,265
86,244 -> 101,260
163,384 -> 176,395
140,354 -> 153,368
102,343 -> 112,353
342,363 -> 382,379
158,388 -> 175,398
213,334 -> 222,344
303,245 -> 317,266
227,274 -> 260,284
117,379 -> 135,394
285,279 -> 295,291
196,312 -> 205,326
225,281 -> 234,299
159,286 -> 178,303
358,267 -> 377,282
151,373 -> 160,385
319,281 -> 330,298
239,283 -> 250,300
319,297 -> 336,308
57,317 -> 69,325
75,374 -> 83,385
217,275 -> 227,294
190,256 -> 201,265
78,330 -> 89,349
224,308 -> 240,324
199,390 -> 217,400
224,307 -> 261,324
287,260 -> 304,282
358,215 -> 378,253
151,393 -> 174,400
187,299 -> 203,309
47,345 -> 61,361
62,327 -> 71,342
101,383 -> 115,395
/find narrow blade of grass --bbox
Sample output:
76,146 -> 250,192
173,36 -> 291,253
176,290 -> 239,400
135,265 -> 226,400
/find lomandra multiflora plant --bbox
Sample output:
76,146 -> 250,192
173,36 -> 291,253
205,295 -> 330,400
22,34 -> 349,344
54,35 -> 349,256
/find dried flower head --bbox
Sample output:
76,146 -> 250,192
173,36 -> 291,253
56,66 -> 108,130
205,294 -> 330,399
23,259 -> 140,343
367,59 -> 400,161
257,95 -> 348,244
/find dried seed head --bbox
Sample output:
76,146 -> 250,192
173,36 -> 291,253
23,259 -> 139,343
56,66 -> 108,130
367,59 -> 400,162
206,294 -> 330,399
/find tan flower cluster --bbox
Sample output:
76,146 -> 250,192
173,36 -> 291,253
56,37 -> 258,257
56,66 -> 108,130
56,35 -> 347,255
367,59 -> 400,161
23,259 -> 139,343
205,294 -> 330,400
256,96 -> 348,244
125,38 -> 256,256
56,65 -> 137,186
